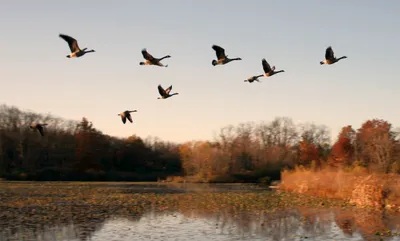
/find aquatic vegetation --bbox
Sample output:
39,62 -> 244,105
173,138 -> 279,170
0,182 -> 398,240
0,182 -> 346,228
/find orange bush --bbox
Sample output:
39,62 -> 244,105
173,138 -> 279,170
280,166 -> 400,210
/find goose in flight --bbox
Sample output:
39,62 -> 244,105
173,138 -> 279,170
118,110 -> 137,124
211,45 -> 242,66
262,58 -> 285,77
157,84 -> 179,99
244,75 -> 263,83
30,123 -> 48,136
320,46 -> 347,65
140,48 -> 171,67
59,34 -> 95,58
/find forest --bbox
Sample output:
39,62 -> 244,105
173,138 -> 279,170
0,104 -> 399,182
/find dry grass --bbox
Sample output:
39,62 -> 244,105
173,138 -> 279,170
163,174 -> 225,183
163,175 -> 187,183
279,166 -> 400,211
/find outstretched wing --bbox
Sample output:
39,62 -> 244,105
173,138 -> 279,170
37,125 -> 44,136
165,85 -> 172,94
158,84 -> 166,96
127,114 -> 133,123
121,115 -> 126,124
59,34 -> 80,53
325,46 -> 334,60
262,58 -> 272,73
142,48 -> 155,61
212,45 -> 226,60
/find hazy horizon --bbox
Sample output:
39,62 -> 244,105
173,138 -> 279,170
1,0 -> 399,143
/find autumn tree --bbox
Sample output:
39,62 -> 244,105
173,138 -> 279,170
178,141 -> 194,175
2,103 -> 400,181
297,123 -> 330,166
297,138 -> 319,166
330,125 -> 356,167
356,119 -> 397,173
253,117 -> 298,168
179,141 -> 220,179
214,125 -> 236,174
231,122 -> 254,172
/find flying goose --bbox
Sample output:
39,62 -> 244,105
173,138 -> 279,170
140,48 -> 171,67
320,46 -> 347,65
157,84 -> 179,99
30,123 -> 48,136
244,75 -> 263,83
211,45 -> 242,66
262,58 -> 285,77
59,34 -> 95,58
118,110 -> 137,124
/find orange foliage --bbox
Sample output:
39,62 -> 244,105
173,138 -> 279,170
298,139 -> 319,164
357,119 -> 392,142
356,119 -> 396,172
178,141 -> 220,178
330,125 -> 355,167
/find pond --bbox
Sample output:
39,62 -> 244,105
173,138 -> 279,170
0,182 -> 399,241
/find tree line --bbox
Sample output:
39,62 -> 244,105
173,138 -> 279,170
0,104 -> 181,181
0,104 -> 398,182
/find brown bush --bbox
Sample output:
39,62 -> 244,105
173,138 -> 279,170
279,166 -> 400,210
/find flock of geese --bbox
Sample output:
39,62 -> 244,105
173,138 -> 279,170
29,34 -> 348,137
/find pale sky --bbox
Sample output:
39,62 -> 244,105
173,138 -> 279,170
1,1 -> 399,143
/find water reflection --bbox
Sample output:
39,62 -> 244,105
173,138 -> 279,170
0,183 -> 399,241
1,207 -> 399,241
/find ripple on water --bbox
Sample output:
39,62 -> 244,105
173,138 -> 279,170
0,183 -> 399,241
50,211 -> 382,241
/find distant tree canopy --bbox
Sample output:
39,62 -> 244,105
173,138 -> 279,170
0,104 -> 181,181
0,104 -> 398,182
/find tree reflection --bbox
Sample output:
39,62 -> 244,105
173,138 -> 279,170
0,185 -> 399,241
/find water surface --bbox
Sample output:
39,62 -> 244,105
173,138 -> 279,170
0,182 -> 398,241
